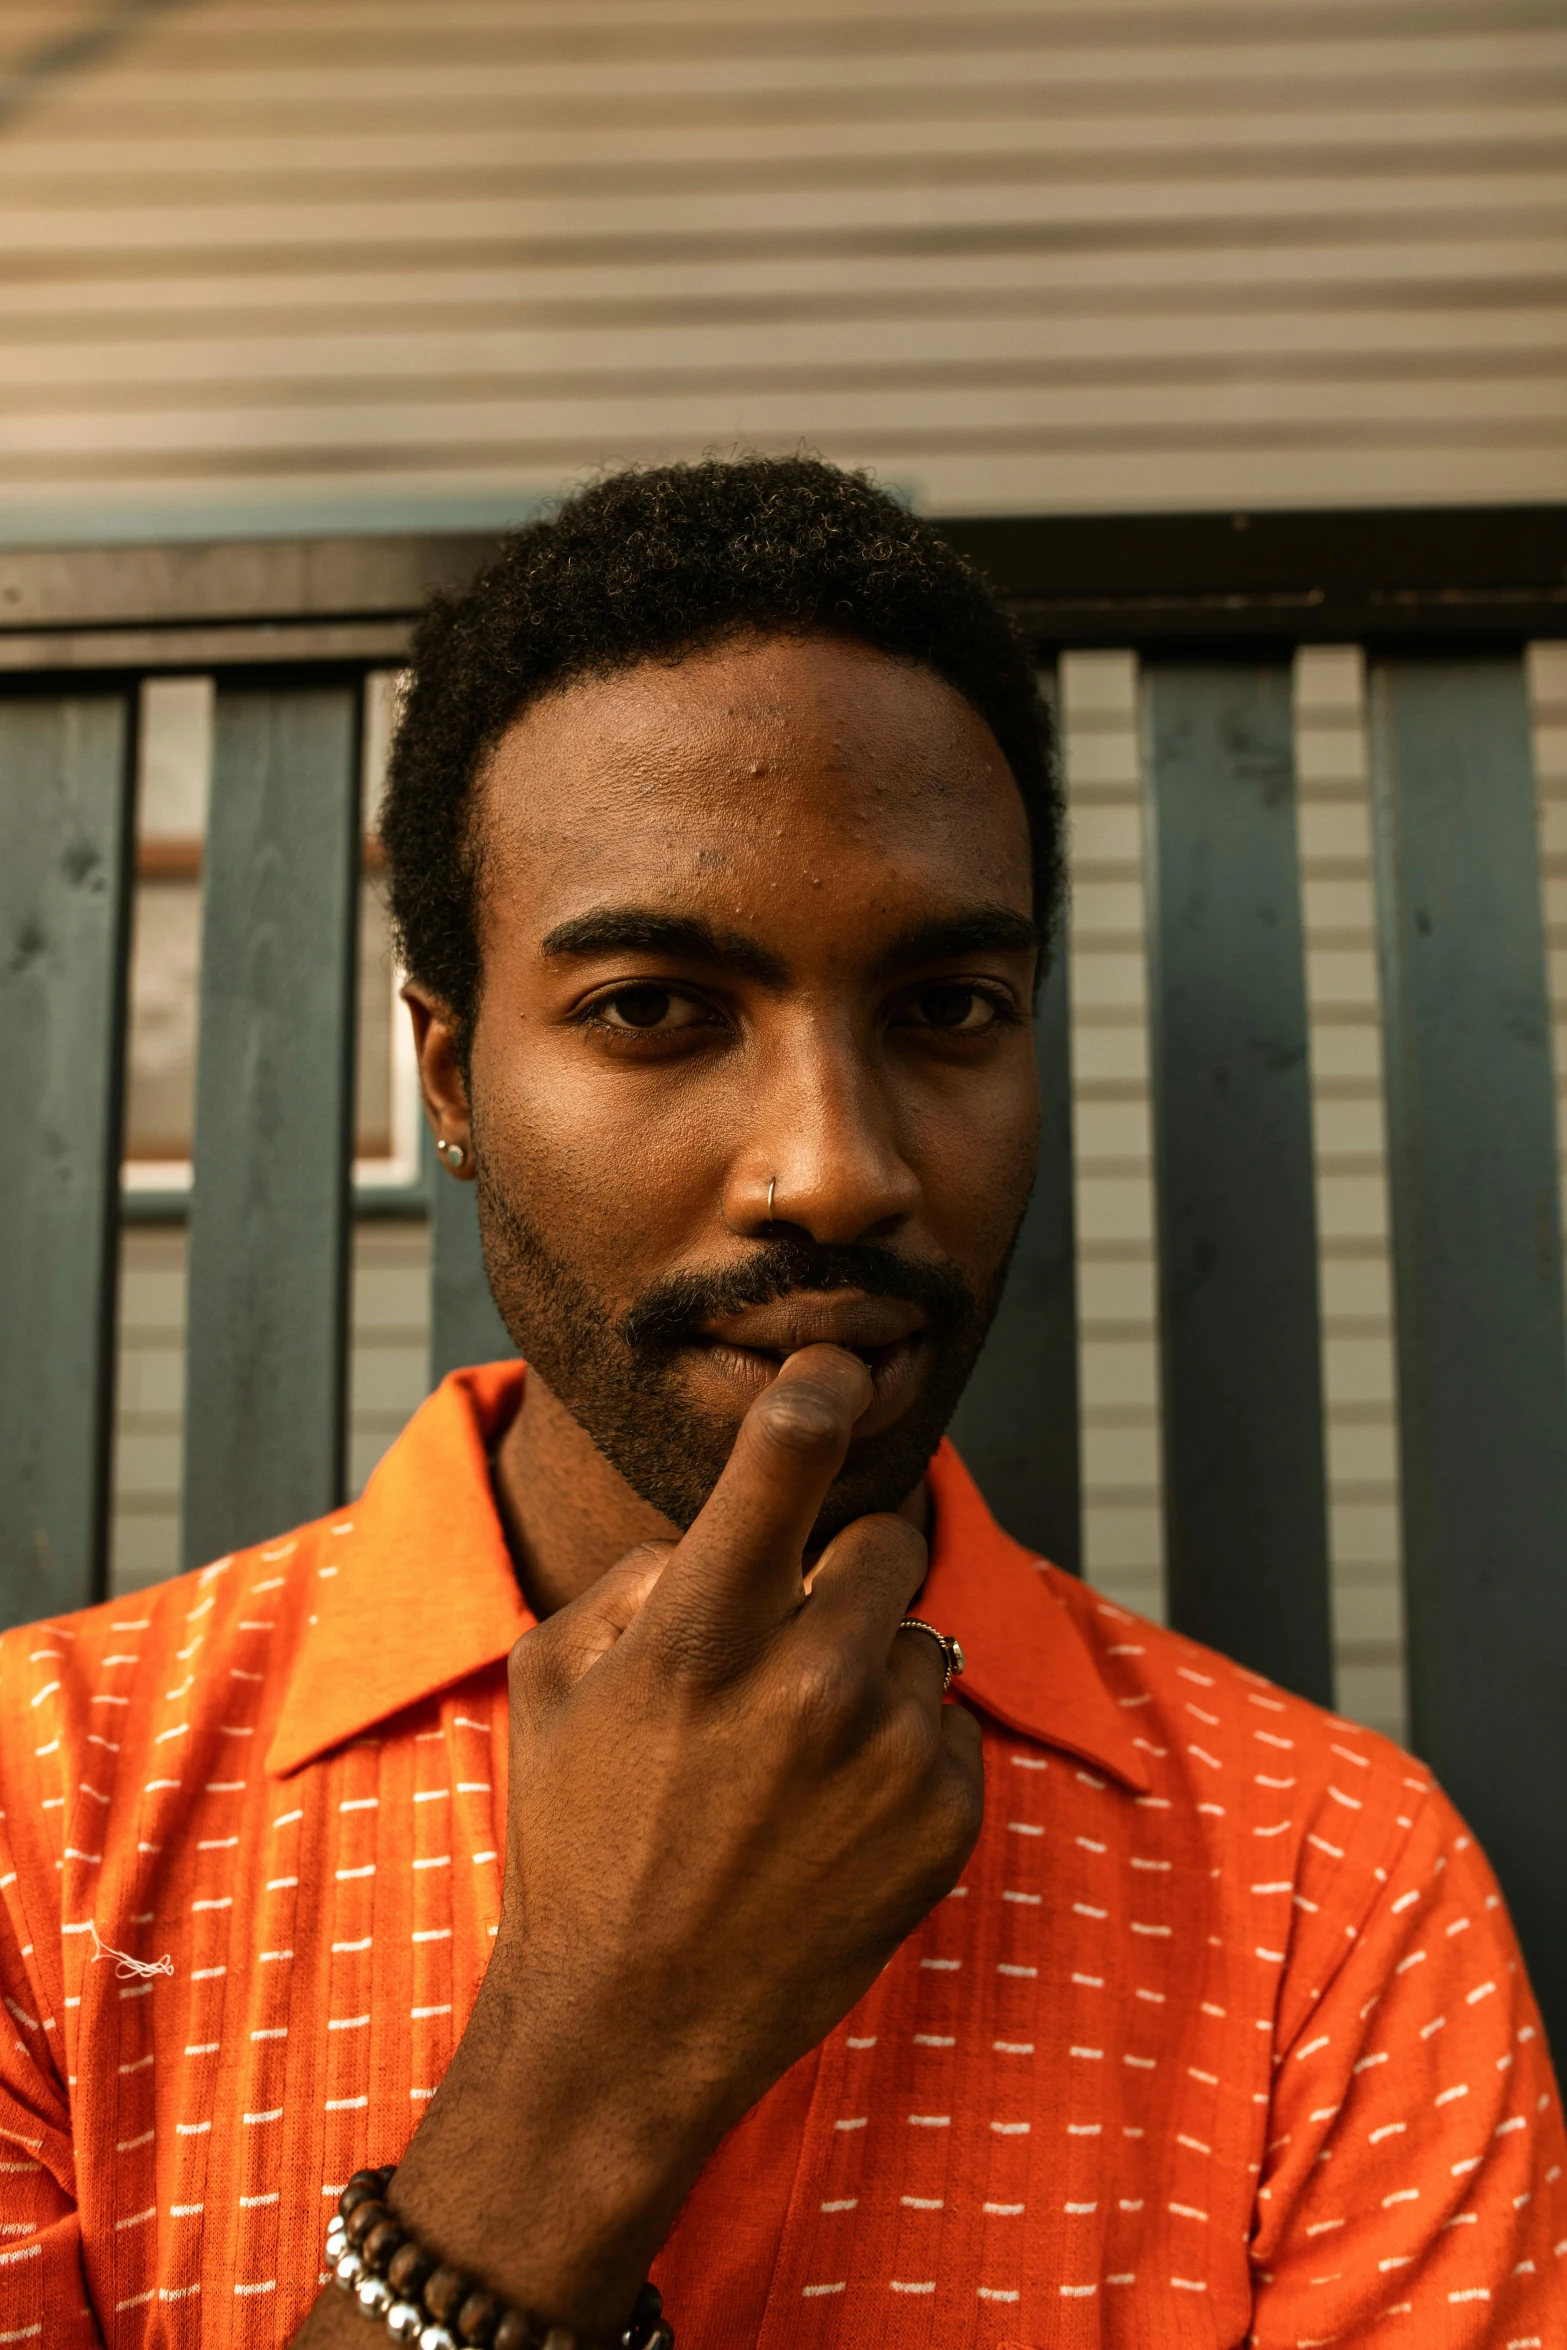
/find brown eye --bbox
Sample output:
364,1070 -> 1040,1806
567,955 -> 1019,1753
602,985 -> 674,1029
593,985 -> 714,1033
911,984 -> 997,1032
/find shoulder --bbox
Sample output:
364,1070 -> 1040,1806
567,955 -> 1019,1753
1041,1570 -> 1439,1987
1045,1564 -> 1421,1809
0,1513 -> 334,1769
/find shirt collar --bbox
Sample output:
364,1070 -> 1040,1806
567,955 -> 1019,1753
914,1441 -> 1147,1791
267,1364 -> 1146,1793
266,1364 -> 531,1779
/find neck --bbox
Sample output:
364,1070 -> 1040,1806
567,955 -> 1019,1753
491,1369 -> 930,1619
492,1373 -> 678,1618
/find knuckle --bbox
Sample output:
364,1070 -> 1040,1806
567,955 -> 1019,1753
937,1733 -> 987,1848
883,1521 -> 931,1598
948,1699 -> 983,1753
597,1541 -> 674,1626
783,1643 -> 863,1743
506,1623 -> 563,1718
614,1538 -> 675,1578
880,1689 -> 941,1777
860,1513 -> 929,1574
817,1512 -> 928,1598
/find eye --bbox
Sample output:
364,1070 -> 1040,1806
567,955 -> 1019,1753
590,984 -> 716,1033
903,983 -> 1007,1033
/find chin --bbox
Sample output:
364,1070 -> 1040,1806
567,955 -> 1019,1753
529,1318 -> 984,1544
604,1399 -> 948,1542
805,1430 -> 942,1542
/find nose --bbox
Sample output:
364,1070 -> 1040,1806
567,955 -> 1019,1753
722,1019 -> 921,1245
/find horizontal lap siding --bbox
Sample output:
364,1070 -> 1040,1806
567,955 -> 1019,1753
1061,654 -> 1165,1632
1,0 -> 1564,533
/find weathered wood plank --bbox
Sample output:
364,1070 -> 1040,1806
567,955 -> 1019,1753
182,684 -> 360,1568
0,622 -> 416,674
1368,652 -> 1567,2055
1141,660 -> 1333,1703
0,692 -> 132,1628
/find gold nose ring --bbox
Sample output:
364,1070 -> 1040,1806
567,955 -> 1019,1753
766,1174 -> 777,1221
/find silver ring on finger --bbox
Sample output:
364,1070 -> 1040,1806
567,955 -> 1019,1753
896,1617 -> 966,1693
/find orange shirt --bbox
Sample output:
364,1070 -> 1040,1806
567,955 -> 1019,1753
1,1364 -> 1562,2348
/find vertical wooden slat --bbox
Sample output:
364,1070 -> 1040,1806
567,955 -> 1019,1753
0,693 -> 134,1627
429,1149 -> 516,1389
1367,653 -> 1567,2054
949,939 -> 1081,1572
182,684 -> 360,1569
1142,661 -> 1333,1702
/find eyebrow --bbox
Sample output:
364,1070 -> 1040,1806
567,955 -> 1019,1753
538,903 -> 1039,989
538,908 -> 790,987
867,907 -> 1040,984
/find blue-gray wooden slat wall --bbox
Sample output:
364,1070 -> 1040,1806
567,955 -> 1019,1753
182,684 -> 362,1569
0,692 -> 134,1630
1367,654 -> 1567,2060
1140,662 -> 1334,1705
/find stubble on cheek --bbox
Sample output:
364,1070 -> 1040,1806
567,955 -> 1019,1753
470,1141 -> 744,1529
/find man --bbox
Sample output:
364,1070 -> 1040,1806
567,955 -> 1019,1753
0,459 -> 1560,2349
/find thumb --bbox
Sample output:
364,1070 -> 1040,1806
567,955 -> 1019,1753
513,1541 -> 675,1702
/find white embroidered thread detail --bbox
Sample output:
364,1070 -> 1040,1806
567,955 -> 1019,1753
88,1920 -> 173,1981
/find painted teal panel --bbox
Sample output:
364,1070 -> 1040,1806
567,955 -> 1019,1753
182,685 -> 360,1568
1142,662 -> 1333,1704
0,693 -> 133,1627
1368,653 -> 1567,2058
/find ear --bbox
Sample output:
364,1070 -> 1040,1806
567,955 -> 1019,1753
402,981 -> 476,1180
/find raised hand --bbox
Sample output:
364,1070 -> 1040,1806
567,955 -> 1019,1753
343,1346 -> 983,2344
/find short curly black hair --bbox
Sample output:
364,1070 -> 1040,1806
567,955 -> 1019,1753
380,455 -> 1061,1049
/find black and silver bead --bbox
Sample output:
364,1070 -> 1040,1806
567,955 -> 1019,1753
325,2165 -> 673,2350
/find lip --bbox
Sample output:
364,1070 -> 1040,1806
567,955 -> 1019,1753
687,1292 -> 932,1439
697,1292 -> 928,1355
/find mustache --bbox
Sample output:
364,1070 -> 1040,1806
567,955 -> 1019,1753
619,1236 -> 977,1354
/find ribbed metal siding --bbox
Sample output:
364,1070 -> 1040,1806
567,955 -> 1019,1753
1,0 -> 1563,535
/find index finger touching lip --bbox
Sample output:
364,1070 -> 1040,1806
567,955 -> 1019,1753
652,1343 -> 873,1626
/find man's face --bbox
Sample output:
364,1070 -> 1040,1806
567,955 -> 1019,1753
459,631 -> 1040,1540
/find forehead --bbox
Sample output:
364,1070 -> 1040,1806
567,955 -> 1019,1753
476,633 -> 1032,942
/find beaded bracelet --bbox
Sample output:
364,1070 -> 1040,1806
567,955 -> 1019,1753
325,2167 -> 674,2350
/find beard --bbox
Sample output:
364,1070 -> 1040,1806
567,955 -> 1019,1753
474,1163 -> 1015,1543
